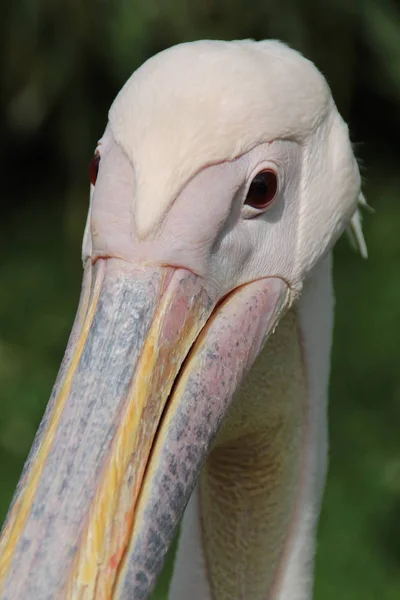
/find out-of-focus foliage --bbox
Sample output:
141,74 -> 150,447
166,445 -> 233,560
1,1 -> 399,598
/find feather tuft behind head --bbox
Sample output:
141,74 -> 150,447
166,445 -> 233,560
346,192 -> 369,258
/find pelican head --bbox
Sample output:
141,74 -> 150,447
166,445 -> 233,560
0,40 -> 362,599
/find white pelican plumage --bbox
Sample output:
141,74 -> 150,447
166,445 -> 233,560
0,40 -> 365,600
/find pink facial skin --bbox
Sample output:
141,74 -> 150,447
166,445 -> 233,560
85,129 -> 302,302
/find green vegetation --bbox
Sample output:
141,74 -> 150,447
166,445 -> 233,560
1,0 -> 399,597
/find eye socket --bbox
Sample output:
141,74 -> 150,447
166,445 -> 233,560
89,152 -> 100,186
244,169 -> 278,209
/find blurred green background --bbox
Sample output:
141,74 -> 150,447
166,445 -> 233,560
1,0 -> 399,598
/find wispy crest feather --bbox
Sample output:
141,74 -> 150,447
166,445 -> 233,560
347,192 -> 369,258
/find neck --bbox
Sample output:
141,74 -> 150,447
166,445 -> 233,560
169,255 -> 333,600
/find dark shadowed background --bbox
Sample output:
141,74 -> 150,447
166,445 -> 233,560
1,1 -> 399,598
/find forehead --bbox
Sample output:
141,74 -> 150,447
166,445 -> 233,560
108,40 -> 333,236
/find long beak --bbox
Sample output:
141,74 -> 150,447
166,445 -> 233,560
0,257 -> 289,599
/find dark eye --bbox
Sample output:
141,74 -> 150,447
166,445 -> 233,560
89,153 -> 100,186
244,169 -> 278,209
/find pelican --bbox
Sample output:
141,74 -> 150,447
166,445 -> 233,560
0,40 -> 366,599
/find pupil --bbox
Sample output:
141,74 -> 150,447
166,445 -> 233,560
252,178 -> 267,197
250,174 -> 269,205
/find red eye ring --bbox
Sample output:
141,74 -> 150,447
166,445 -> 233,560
244,169 -> 278,209
89,152 -> 100,186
